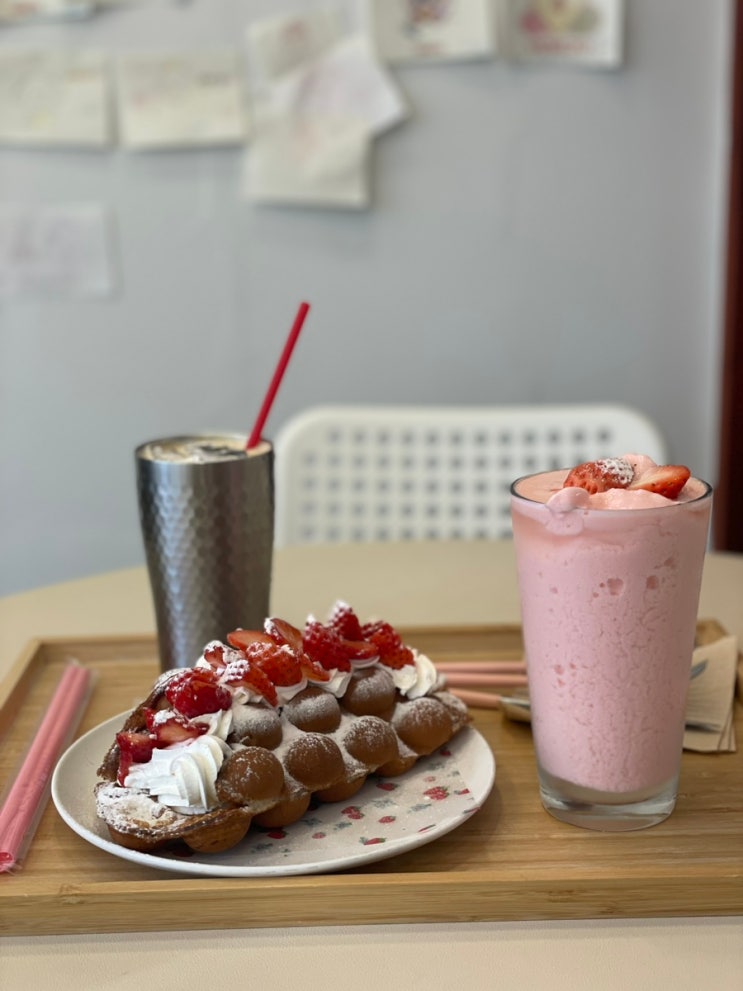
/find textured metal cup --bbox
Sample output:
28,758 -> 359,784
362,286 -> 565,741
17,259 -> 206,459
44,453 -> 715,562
136,434 -> 274,671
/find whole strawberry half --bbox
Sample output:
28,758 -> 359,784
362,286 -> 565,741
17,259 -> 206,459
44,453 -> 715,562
563,457 -> 634,494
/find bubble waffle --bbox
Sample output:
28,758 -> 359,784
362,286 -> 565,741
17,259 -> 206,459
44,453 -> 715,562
95,603 -> 470,855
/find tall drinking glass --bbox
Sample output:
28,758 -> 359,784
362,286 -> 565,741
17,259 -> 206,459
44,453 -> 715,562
510,470 -> 712,831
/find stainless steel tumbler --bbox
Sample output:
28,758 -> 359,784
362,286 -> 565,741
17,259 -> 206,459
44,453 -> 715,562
136,434 -> 274,671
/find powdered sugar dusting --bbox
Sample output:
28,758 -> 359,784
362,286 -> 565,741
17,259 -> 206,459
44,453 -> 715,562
95,783 -> 181,832
596,457 -> 634,487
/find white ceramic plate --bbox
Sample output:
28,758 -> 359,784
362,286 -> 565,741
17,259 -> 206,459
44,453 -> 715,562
51,714 -> 495,878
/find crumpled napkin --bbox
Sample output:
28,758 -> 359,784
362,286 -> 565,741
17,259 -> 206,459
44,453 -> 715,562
683,635 -> 738,753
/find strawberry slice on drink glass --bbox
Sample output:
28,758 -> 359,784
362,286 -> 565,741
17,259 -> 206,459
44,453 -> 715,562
563,457 -> 634,494
563,457 -> 691,501
629,464 -> 691,500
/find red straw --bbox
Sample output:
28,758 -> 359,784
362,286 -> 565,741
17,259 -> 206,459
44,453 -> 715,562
247,301 -> 311,450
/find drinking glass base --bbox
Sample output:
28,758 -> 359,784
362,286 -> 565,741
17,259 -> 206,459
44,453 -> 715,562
537,768 -> 679,832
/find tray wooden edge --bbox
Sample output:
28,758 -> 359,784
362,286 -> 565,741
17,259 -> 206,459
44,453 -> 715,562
2,866 -> 741,936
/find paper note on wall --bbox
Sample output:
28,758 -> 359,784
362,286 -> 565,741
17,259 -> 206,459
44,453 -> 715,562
0,50 -> 111,148
247,113 -> 371,209
245,33 -> 408,209
503,0 -> 624,67
116,51 -> 249,150
0,0 -> 96,25
0,204 -> 115,298
247,7 -> 344,87
369,0 -> 496,63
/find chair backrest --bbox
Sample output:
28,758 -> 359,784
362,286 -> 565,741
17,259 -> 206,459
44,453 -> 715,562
274,404 -> 669,545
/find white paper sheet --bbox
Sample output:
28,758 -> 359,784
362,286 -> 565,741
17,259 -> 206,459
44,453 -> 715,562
244,33 -> 407,209
246,111 -> 370,209
0,204 -> 115,298
0,50 -> 110,148
270,34 -> 409,138
116,51 -> 249,150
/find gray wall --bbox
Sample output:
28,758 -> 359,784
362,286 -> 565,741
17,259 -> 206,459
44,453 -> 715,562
0,0 -> 733,595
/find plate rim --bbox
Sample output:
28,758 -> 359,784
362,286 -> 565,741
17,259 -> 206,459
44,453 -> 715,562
51,711 -> 496,878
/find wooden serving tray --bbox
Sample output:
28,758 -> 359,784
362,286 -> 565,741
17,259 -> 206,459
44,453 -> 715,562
0,622 -> 740,936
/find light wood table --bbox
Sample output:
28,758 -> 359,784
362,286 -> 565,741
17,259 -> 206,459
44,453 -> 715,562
1,542 -> 741,990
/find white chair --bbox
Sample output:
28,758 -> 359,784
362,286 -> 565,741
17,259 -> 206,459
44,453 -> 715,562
274,404 -> 669,545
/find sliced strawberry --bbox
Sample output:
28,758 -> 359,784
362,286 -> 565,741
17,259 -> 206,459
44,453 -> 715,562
298,652 -> 331,683
342,638 -> 379,661
563,457 -> 634,494
360,620 -> 414,668
361,620 -> 403,658
165,668 -> 232,718
264,616 -> 304,654
245,642 -> 302,686
221,658 -> 278,707
144,709 -> 208,747
116,730 -> 155,784
328,601 -> 363,641
378,646 -> 415,670
629,464 -> 691,500
227,629 -> 274,650
201,641 -> 227,673
303,619 -> 352,672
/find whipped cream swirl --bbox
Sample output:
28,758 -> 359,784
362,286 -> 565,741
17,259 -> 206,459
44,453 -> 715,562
390,650 -> 444,699
124,708 -> 232,814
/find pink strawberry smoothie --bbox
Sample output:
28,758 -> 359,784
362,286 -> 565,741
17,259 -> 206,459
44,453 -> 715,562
511,456 -> 712,807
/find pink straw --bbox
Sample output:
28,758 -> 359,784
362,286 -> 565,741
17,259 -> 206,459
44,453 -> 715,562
247,301 -> 311,450
436,660 -> 526,674
0,663 -> 92,873
449,689 -> 504,710
443,672 -> 529,689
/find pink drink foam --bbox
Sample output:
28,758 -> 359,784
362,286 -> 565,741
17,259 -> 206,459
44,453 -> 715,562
511,456 -> 712,796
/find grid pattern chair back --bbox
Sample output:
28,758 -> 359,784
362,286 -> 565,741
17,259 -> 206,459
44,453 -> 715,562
274,404 -> 669,546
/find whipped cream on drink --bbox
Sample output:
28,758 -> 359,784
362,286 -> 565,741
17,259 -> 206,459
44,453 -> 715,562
511,455 -> 712,813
